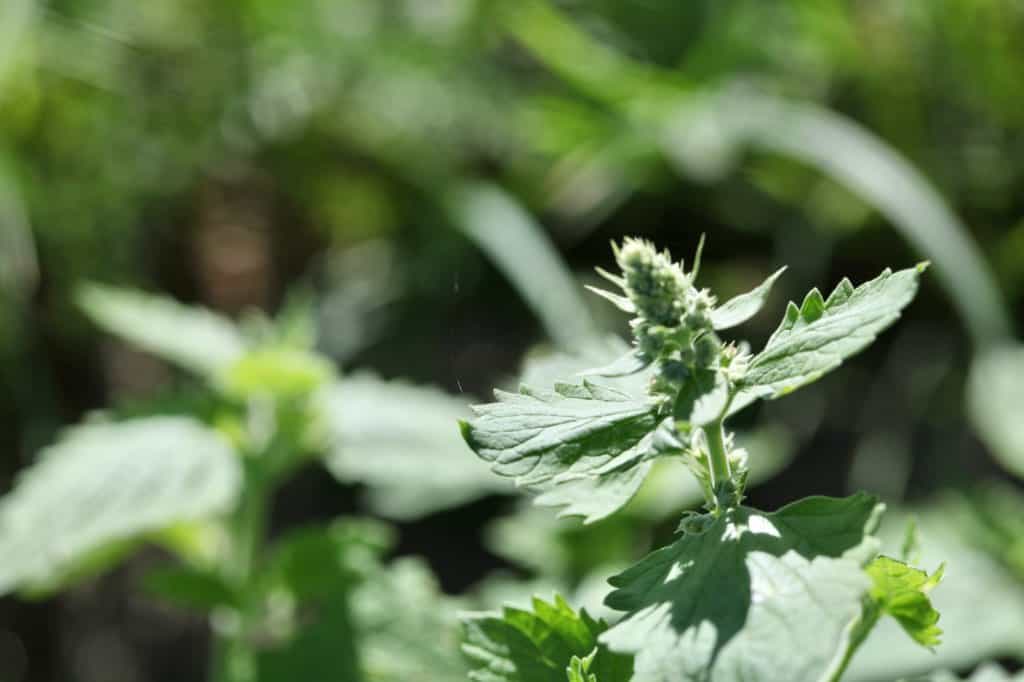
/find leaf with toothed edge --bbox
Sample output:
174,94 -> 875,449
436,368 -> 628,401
734,264 -> 926,410
710,267 -> 787,330
599,494 -> 885,682
461,594 -> 633,682
461,381 -> 660,523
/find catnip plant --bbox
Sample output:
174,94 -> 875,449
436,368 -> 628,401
460,238 -> 944,682
0,285 -> 484,682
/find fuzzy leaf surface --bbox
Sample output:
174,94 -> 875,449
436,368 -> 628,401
323,375 -> 509,520
710,267 -> 787,330
0,417 -> 241,595
462,381 -> 660,523
601,494 -> 883,682
462,594 -> 632,682
78,284 -> 246,377
737,265 -> 924,404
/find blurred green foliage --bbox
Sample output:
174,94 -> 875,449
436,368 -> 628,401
2,0 -> 1024,680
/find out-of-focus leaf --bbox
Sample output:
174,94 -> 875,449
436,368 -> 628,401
846,503 -> 1024,681
143,565 -> 239,612
322,375 -> 509,520
462,594 -> 632,682
220,347 -> 335,400
78,284 -> 247,378
968,345 -> 1024,479
447,182 -> 598,349
0,417 -> 242,595
254,520 -> 394,682
353,557 -> 469,681
601,494 -> 882,682
920,667 -> 1024,682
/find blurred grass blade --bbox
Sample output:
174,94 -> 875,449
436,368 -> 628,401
78,283 -> 247,377
502,1 -> 1012,349
967,345 -> 1024,479
0,0 -> 34,88
0,160 -> 38,299
0,417 -> 242,596
667,89 -> 1012,347
447,181 -> 598,349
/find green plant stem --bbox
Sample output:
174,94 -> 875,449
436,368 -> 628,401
704,419 -> 731,501
827,605 -> 881,682
211,469 -> 270,682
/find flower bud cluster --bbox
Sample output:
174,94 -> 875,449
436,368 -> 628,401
610,238 -> 719,403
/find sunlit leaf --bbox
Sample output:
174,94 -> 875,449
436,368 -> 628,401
0,417 -> 241,595
462,381 -> 660,523
462,594 -> 632,682
737,265 -> 925,407
601,494 -> 882,682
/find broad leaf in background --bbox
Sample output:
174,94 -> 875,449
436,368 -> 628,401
461,381 -> 660,523
968,345 -> 1024,479
78,284 -> 246,378
846,504 -> 1024,681
737,265 -> 925,407
920,667 -> 1024,682
710,266 -> 787,331
462,594 -> 632,682
322,375 -> 509,520
601,494 -> 882,682
352,557 -> 469,681
253,520 -> 394,682
0,416 -> 241,595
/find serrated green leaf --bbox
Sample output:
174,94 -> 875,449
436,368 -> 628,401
567,653 -> 599,682
846,500 -> 1024,681
600,494 -> 882,682
0,417 -> 242,595
710,267 -> 787,330
322,375 -> 509,520
865,556 -> 944,648
462,594 -> 633,682
462,381 -> 660,523
737,265 -> 925,404
78,283 -> 247,377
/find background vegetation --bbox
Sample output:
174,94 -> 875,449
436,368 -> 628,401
1,1 -> 1023,680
